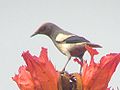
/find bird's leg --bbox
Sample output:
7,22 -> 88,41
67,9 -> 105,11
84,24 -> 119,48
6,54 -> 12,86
79,58 -> 83,74
61,56 -> 71,72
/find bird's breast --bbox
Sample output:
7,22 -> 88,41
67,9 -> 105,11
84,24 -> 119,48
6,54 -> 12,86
55,42 -> 87,57
55,43 -> 70,56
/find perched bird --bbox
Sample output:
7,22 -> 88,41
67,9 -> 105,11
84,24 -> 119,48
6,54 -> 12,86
31,22 -> 102,72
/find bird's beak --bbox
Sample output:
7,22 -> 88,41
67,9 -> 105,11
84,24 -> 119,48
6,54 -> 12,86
30,33 -> 37,37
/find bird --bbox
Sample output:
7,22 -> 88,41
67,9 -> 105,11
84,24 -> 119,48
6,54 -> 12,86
31,22 -> 102,72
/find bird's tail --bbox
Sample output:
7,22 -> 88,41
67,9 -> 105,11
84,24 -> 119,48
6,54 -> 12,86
86,43 -> 102,48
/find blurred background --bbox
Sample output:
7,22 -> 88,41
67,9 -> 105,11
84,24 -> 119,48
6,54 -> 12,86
0,0 -> 120,89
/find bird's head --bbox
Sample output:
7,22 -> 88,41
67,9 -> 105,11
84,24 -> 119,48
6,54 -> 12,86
31,22 -> 56,37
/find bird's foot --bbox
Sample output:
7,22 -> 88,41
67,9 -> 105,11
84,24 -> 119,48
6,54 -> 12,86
61,68 -> 65,74
60,70 -> 68,75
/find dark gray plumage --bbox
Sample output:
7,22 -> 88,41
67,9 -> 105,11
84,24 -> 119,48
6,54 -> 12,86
31,22 -> 102,72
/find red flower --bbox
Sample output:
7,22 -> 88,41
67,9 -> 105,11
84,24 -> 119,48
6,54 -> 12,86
12,47 -> 59,90
74,45 -> 120,90
13,46 -> 120,90
12,66 -> 34,90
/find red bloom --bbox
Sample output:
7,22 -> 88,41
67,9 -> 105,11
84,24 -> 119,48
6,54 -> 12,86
13,46 -> 120,90
12,66 -> 34,90
12,47 -> 59,90
75,45 -> 120,90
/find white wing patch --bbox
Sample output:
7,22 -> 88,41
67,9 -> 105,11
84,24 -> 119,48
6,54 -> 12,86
55,33 -> 75,42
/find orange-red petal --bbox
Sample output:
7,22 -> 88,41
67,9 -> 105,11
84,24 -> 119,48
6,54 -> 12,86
12,66 -> 34,90
13,47 -> 59,90
82,46 -> 120,90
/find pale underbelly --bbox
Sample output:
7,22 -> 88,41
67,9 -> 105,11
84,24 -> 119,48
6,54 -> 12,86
55,42 -> 87,57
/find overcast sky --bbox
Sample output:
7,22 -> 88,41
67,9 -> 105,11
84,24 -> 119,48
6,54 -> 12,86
0,0 -> 120,89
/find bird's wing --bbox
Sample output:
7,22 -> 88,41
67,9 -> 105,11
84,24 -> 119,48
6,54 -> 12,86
64,35 -> 102,48
55,33 -> 75,42
64,35 -> 90,43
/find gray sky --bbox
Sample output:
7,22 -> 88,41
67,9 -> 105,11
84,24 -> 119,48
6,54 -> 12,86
0,0 -> 120,89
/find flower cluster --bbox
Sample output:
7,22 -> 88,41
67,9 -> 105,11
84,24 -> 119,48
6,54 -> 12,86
12,46 -> 120,90
12,48 -> 59,90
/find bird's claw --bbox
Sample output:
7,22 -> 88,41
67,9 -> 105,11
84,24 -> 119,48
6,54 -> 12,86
61,68 -> 65,74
